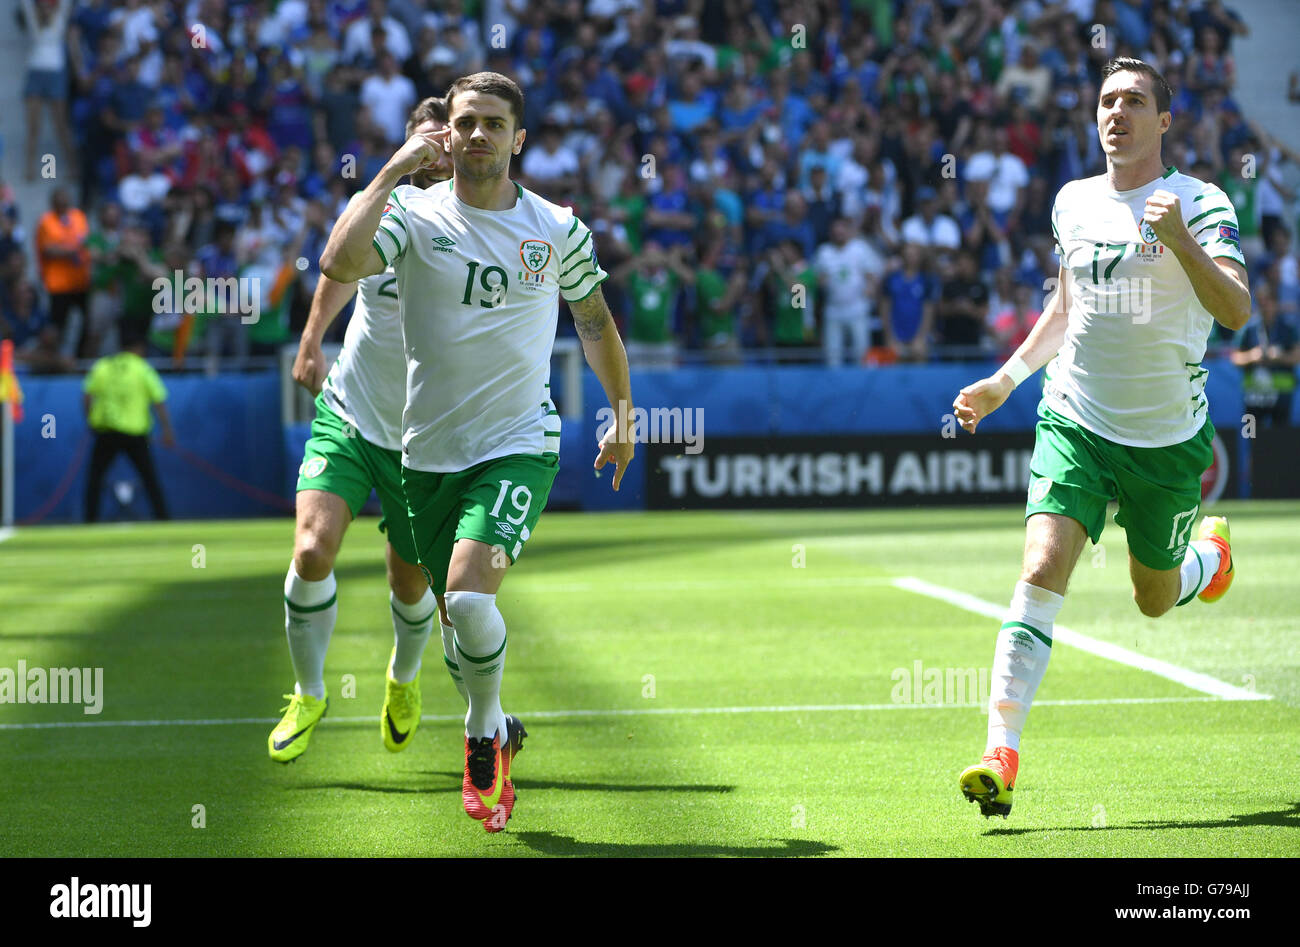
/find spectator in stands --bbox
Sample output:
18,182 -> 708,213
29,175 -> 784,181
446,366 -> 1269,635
766,191 -> 818,261
342,0 -> 412,66
996,40 -> 1053,113
937,250 -> 991,359
960,177 -> 1009,273
965,123 -> 1030,217
992,282 -> 1042,361
802,165 -> 840,248
521,121 -> 582,195
2,278 -> 50,352
117,153 -> 172,246
35,188 -> 92,357
1232,280 -> 1299,427
692,240 -> 746,366
196,222 -> 246,375
358,51 -> 413,144
0,179 -> 22,265
901,187 -> 961,251
815,217 -> 884,368
1267,228 -> 1299,325
643,166 -> 695,251
84,202 -> 125,358
611,242 -> 691,370
82,328 -> 175,523
1190,0 -> 1250,55
881,244 -> 938,364
1187,25 -> 1236,98
20,0 -> 76,182
112,223 -> 165,347
761,238 -> 817,358
317,64 -> 363,157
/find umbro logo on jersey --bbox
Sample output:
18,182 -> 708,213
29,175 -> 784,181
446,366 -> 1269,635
431,236 -> 456,253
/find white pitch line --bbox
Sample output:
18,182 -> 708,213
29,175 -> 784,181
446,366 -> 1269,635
891,576 -> 1271,702
0,695 -> 1232,731
0,527 -> 14,543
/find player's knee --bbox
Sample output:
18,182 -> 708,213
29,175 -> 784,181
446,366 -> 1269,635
444,591 -> 504,648
294,532 -> 337,580
1021,562 -> 1067,594
444,590 -> 494,625
1132,585 -> 1173,618
387,561 -> 428,605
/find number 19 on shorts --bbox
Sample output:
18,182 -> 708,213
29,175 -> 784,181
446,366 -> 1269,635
490,480 -> 534,526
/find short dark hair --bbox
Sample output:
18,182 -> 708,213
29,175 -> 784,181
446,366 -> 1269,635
1100,57 -> 1172,114
405,96 -> 448,137
444,72 -> 525,131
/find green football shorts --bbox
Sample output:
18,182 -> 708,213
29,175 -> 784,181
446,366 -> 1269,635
401,453 -> 559,595
1025,404 -> 1214,571
296,394 -> 419,565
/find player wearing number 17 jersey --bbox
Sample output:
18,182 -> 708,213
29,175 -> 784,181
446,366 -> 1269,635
321,72 -> 635,832
950,58 -> 1252,818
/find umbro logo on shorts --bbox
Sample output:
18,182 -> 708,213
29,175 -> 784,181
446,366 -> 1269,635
495,522 -> 517,539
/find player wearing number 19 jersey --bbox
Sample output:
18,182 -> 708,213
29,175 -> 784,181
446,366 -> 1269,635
269,99 -> 463,764
950,58 -> 1252,818
320,72 -> 635,831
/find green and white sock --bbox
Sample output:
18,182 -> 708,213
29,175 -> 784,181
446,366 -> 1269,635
987,581 -> 1063,754
389,588 -> 436,683
1176,540 -> 1222,605
284,562 -> 337,700
446,591 -> 508,743
440,618 -> 469,705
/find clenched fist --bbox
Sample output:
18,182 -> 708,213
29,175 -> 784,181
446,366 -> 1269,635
1143,189 -> 1189,247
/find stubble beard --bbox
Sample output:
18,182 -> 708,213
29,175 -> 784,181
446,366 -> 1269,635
455,151 -> 510,183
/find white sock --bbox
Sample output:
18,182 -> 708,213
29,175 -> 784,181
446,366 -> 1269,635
446,591 -> 508,743
1176,540 -> 1222,606
440,619 -> 469,705
389,588 -> 436,683
987,581 -> 1063,754
284,562 -> 337,700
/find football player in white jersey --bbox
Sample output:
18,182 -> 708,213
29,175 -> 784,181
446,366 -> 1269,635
268,99 -> 455,764
321,72 -> 635,831
950,58 -> 1251,818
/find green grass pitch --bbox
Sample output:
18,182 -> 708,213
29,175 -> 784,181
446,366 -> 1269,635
1,502 -> 1297,857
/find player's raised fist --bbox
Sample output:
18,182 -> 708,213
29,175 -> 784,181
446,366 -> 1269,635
1143,189 -> 1187,246
388,128 -> 451,177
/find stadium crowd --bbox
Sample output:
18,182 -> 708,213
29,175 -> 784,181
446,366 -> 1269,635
0,0 -> 1297,404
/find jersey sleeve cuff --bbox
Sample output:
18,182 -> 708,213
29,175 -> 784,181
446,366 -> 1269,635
562,271 -> 609,303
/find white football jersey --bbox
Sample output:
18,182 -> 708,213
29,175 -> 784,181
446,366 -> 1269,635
373,179 -> 607,472
319,266 -> 406,451
1044,167 -> 1245,447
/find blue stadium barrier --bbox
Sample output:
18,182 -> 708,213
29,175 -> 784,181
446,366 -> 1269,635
15,371 -> 285,523
14,362 -> 1247,522
580,361 -> 1246,510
